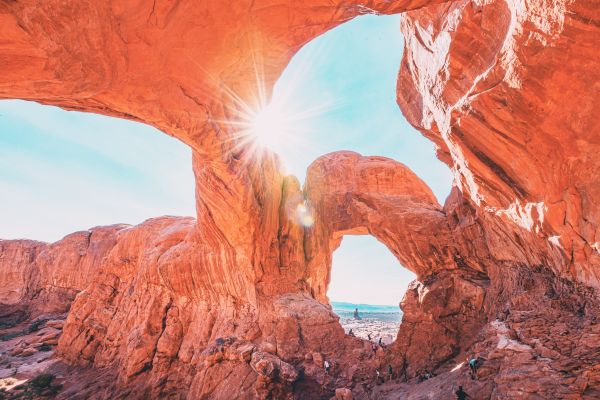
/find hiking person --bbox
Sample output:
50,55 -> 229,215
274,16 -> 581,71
468,356 -> 478,379
353,307 -> 361,320
387,365 -> 393,381
455,385 -> 470,400
367,333 -> 372,341
375,369 -> 382,384
348,328 -> 355,337
420,370 -> 432,381
378,337 -> 384,347
324,360 -> 330,374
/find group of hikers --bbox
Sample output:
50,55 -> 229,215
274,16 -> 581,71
322,362 -> 474,399
372,357 -> 478,399
341,308 -> 480,398
348,308 -> 388,348
319,349 -> 479,398
451,355 -> 481,399
374,364 -> 395,384
369,353 -> 481,399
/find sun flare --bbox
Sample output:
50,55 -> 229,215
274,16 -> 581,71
248,103 -> 290,152
208,43 -> 337,169
219,91 -> 331,164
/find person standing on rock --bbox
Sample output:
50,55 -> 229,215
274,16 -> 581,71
348,328 -> 355,337
353,307 -> 361,320
387,364 -> 394,381
324,360 -> 331,375
468,356 -> 478,379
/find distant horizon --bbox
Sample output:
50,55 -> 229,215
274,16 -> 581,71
331,300 -> 400,308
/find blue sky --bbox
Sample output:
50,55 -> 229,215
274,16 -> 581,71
0,101 -> 196,241
0,14 -> 451,305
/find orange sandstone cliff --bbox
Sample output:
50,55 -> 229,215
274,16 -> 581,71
0,0 -> 599,399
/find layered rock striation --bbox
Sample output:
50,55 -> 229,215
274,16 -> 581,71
397,0 -> 600,285
0,0 -> 599,398
0,224 -> 127,319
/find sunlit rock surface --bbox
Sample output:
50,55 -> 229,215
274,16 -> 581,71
397,0 -> 600,286
0,225 -> 126,317
0,0 -> 599,398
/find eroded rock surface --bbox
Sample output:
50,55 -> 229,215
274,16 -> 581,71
398,0 -> 600,285
0,0 -> 598,398
0,224 -> 127,320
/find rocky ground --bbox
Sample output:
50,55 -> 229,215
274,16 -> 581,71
0,314 -> 66,399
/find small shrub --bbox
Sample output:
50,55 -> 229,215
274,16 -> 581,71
0,313 -> 27,331
38,344 -> 52,352
0,331 -> 23,342
0,321 -> 17,330
29,373 -> 62,396
0,318 -> 50,342
26,320 -> 47,334
29,374 -> 54,390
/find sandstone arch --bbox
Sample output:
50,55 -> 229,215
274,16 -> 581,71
303,152 -> 451,289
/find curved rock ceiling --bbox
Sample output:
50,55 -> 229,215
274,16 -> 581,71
0,0 -> 599,398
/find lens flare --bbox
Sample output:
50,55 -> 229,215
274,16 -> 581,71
284,195 -> 315,228
451,362 -> 464,372
295,202 -> 315,227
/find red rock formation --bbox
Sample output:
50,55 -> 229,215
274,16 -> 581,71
0,0 -> 598,399
397,0 -> 600,286
0,224 -> 126,318
0,240 -> 43,306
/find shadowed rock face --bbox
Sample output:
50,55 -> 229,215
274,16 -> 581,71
0,0 -> 599,398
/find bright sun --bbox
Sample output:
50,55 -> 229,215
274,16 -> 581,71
207,48 -> 335,229
212,45 -> 335,168
249,103 -> 287,151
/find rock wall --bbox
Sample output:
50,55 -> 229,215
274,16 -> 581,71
397,0 -> 600,286
0,0 -> 598,398
0,224 -> 127,318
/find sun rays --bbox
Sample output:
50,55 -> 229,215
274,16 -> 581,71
206,36 -> 339,172
214,79 -> 335,172
184,38 -> 337,229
